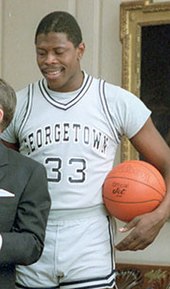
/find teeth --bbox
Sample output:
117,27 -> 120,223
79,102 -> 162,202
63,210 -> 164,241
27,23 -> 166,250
48,71 -> 58,74
44,69 -> 63,79
47,71 -> 61,76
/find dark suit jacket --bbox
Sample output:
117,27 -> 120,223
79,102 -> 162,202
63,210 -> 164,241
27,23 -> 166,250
0,142 -> 51,288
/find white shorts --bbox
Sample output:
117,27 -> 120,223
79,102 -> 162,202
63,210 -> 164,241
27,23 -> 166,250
15,206 -> 116,289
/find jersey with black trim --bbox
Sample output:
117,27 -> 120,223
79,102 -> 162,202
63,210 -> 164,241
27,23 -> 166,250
1,72 -> 151,210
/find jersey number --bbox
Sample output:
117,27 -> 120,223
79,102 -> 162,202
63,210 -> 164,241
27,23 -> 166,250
45,157 -> 86,183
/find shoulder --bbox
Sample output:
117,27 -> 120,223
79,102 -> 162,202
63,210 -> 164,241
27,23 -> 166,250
103,81 -> 148,109
16,81 -> 38,108
12,81 -> 41,130
92,74 -> 135,100
87,72 -> 149,111
14,84 -> 33,122
104,81 -> 134,98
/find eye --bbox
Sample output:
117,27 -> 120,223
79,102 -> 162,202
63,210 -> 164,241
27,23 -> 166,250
55,48 -> 65,55
36,49 -> 46,57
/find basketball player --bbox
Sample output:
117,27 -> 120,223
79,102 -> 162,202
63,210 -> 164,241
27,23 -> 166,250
1,11 -> 170,289
0,78 -> 51,289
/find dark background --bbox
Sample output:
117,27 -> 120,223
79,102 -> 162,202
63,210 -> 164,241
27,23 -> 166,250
140,24 -> 170,146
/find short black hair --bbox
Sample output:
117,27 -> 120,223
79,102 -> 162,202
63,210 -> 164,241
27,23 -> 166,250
35,11 -> 83,47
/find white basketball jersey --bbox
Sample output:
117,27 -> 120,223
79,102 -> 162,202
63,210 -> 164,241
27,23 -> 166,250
1,72 -> 151,210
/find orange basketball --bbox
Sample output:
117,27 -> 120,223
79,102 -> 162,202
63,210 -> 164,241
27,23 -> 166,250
102,160 -> 166,222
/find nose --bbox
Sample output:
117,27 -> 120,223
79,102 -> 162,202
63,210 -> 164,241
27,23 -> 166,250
45,52 -> 58,64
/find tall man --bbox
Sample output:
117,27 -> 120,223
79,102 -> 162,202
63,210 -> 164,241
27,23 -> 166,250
1,12 -> 170,289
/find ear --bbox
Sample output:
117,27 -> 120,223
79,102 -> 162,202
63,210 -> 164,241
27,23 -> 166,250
77,42 -> 85,60
0,108 -> 4,128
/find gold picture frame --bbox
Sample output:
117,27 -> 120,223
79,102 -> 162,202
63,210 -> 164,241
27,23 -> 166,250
120,0 -> 170,161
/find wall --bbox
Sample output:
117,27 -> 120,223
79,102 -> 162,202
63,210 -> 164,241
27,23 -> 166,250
0,0 -> 169,266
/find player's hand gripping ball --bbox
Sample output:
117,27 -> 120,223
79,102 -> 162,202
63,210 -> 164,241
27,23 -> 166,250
102,160 -> 166,222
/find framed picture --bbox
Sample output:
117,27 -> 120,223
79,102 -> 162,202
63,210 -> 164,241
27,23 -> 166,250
120,0 -> 170,161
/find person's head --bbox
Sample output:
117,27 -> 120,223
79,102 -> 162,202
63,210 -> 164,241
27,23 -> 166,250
35,11 -> 82,48
34,11 -> 85,92
0,79 -> 16,132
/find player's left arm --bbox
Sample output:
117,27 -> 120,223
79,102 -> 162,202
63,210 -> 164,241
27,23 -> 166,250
0,163 -> 51,265
115,117 -> 170,251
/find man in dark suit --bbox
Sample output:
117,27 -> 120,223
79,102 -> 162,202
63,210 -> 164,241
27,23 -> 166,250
0,78 -> 51,288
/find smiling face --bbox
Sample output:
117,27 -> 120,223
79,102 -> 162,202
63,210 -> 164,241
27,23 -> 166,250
36,32 -> 85,92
